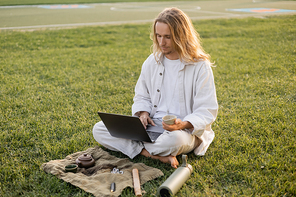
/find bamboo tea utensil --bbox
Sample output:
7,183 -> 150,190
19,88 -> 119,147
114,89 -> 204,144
132,168 -> 142,197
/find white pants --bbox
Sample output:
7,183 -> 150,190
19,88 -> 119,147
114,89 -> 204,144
93,120 -> 201,159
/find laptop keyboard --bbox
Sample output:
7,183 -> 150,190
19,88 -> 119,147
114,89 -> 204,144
147,131 -> 162,141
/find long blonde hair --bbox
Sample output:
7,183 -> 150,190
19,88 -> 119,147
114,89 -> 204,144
151,7 -> 210,63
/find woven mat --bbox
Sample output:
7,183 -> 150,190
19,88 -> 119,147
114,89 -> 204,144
41,146 -> 163,197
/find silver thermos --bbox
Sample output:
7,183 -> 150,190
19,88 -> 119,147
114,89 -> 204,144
157,155 -> 193,196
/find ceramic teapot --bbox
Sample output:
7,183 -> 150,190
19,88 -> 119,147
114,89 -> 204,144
75,153 -> 95,168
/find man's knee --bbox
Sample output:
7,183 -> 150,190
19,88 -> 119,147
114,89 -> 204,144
93,121 -> 104,132
93,121 -> 106,142
145,130 -> 195,156
164,130 -> 193,146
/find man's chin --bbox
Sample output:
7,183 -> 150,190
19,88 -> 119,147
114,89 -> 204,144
162,51 -> 172,55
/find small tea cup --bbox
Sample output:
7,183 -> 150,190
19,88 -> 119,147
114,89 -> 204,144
65,164 -> 78,173
162,115 -> 177,125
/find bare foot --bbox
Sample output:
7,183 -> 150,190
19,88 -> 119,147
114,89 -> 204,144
140,149 -> 179,168
158,155 -> 179,169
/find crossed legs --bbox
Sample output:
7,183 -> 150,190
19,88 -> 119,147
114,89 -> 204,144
93,121 -> 201,168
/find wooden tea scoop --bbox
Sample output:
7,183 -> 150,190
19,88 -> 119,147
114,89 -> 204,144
132,168 -> 142,197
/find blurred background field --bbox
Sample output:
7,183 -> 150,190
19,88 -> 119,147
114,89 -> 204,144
1,0 -> 296,30
0,1 -> 295,196
0,0 -> 199,6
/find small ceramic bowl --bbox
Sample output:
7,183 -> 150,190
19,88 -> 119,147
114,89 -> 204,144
162,115 -> 177,125
65,164 -> 78,173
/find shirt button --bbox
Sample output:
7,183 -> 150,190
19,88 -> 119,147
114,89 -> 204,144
154,105 -> 157,108
159,73 -> 162,76
157,89 -> 160,92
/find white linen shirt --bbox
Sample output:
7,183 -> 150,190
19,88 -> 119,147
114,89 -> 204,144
132,54 -> 218,155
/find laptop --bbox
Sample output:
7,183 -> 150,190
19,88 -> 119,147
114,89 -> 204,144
98,112 -> 163,143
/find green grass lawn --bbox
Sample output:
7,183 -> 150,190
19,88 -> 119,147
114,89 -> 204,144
1,15 -> 295,196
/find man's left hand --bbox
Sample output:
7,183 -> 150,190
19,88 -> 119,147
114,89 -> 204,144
162,119 -> 193,131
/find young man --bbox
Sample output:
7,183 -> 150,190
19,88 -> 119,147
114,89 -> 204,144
93,8 -> 218,168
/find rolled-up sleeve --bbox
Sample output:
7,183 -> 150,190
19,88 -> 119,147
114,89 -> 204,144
132,58 -> 153,116
132,54 -> 164,117
183,62 -> 218,138
132,77 -> 152,116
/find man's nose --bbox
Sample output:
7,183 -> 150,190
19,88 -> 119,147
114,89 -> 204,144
159,37 -> 165,46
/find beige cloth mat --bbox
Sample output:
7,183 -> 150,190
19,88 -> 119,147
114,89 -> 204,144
41,146 -> 163,197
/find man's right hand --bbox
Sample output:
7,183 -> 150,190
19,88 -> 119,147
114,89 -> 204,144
139,111 -> 155,129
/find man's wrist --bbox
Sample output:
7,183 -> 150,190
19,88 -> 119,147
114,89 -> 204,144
139,111 -> 149,117
183,121 -> 193,130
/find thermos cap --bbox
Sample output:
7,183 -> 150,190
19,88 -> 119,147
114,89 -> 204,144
187,164 -> 193,173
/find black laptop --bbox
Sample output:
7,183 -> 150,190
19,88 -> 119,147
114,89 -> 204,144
98,112 -> 163,143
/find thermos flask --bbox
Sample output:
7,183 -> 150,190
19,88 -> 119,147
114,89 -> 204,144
157,155 -> 193,197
